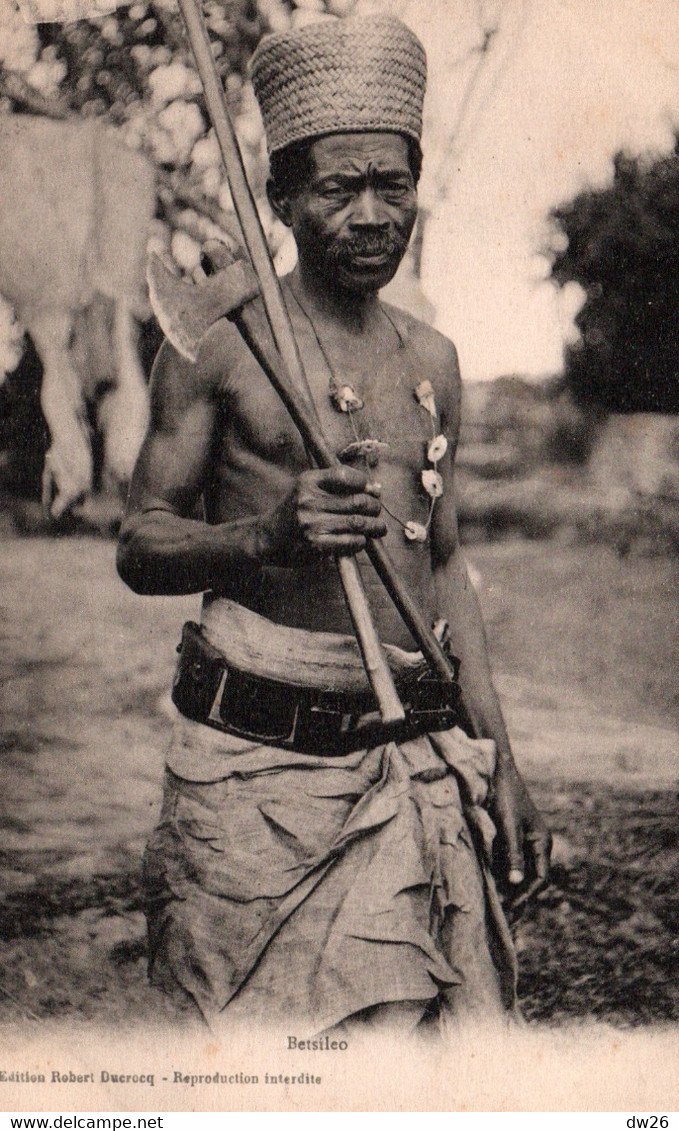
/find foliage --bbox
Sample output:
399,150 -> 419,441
550,144 -> 679,414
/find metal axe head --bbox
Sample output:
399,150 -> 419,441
147,248 -> 260,363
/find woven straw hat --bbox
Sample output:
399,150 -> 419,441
250,15 -> 427,155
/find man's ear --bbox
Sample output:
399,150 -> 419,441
267,177 -> 293,228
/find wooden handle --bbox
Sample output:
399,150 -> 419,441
364,541 -> 456,681
336,558 -> 405,723
177,0 -> 404,722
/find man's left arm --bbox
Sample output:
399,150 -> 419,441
433,540 -> 551,903
428,335 -> 551,903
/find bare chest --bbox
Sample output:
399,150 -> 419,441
220,317 -> 437,482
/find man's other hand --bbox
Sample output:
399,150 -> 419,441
490,759 -> 552,911
258,466 -> 387,566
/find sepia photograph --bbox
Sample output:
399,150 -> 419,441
0,0 -> 678,1113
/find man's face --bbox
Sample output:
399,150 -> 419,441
282,132 -> 418,296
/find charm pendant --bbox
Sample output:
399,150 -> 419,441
337,439 -> 390,468
415,379 -> 437,418
404,521 -> 428,542
422,469 -> 444,498
330,383 -> 364,413
428,434 -> 448,462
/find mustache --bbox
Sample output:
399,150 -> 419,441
327,230 -> 408,263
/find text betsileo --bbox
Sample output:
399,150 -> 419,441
286,1036 -> 348,1050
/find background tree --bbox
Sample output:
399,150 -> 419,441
550,142 -> 679,415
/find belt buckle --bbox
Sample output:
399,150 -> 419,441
405,674 -> 460,735
411,674 -> 459,710
293,701 -> 355,754
407,706 -> 459,733
293,686 -> 381,755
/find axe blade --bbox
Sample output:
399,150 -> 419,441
147,252 -> 260,362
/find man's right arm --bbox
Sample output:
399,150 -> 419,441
116,327 -> 386,596
116,329 -> 266,595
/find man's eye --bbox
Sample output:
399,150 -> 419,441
380,182 -> 411,199
320,185 -> 351,200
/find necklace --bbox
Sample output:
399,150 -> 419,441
287,282 -> 447,543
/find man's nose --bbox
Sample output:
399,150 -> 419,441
349,189 -> 389,227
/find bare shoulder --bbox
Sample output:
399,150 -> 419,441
383,301 -> 459,373
382,301 -> 461,422
125,316 -> 251,517
149,316 -> 248,417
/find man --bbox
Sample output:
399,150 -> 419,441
117,14 -> 550,1035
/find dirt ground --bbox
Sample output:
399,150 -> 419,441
0,533 -> 677,1028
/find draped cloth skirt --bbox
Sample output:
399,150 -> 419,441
143,599 -> 518,1035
